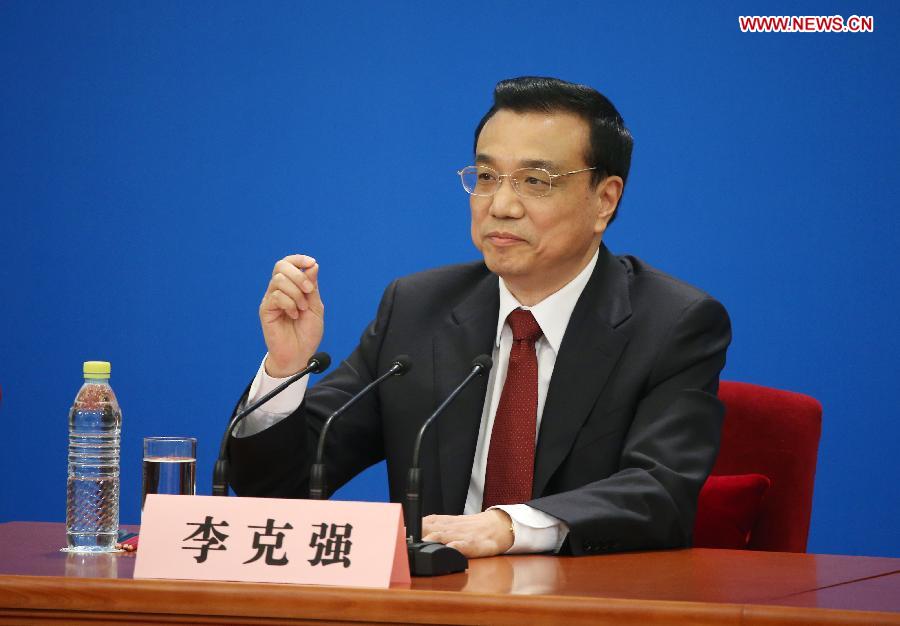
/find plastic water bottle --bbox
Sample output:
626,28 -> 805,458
65,361 -> 121,552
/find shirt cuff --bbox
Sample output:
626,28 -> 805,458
491,504 -> 569,554
232,354 -> 308,438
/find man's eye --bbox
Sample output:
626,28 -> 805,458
523,176 -> 549,186
477,171 -> 498,182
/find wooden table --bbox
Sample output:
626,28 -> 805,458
1,522 -> 898,625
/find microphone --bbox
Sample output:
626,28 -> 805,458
308,355 -> 412,500
406,354 -> 492,576
211,352 -> 331,497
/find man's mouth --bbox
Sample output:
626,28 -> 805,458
486,231 -> 526,246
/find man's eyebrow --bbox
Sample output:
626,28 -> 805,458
474,154 -> 562,171
519,158 -> 561,171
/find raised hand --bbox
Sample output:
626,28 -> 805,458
259,255 -> 325,378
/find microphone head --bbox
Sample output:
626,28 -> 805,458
308,352 -> 332,374
391,355 -> 413,375
472,354 -> 493,374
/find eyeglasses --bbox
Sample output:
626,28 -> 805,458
457,164 -> 598,199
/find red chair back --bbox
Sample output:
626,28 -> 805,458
712,381 -> 822,552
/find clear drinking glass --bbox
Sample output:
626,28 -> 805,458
141,437 -> 196,509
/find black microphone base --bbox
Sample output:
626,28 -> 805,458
211,459 -> 230,497
407,541 -> 467,576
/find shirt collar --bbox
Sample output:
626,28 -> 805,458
495,248 -> 600,353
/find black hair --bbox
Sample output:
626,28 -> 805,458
474,76 -> 633,223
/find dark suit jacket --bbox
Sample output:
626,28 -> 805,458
228,243 -> 732,555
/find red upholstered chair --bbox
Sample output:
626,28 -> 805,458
693,381 -> 823,552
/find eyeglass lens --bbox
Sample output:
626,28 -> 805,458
460,166 -> 553,198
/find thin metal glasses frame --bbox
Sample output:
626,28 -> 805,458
457,165 -> 598,198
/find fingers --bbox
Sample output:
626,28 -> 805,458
421,514 -> 449,544
272,254 -> 317,277
301,262 -> 324,316
263,255 -> 322,318
272,274 -> 306,315
422,525 -> 486,559
420,512 -> 512,559
422,514 -> 448,533
446,540 -> 472,557
268,289 -> 301,320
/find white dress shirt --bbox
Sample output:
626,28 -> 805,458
237,249 -> 600,554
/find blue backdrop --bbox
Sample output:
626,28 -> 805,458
1,1 -> 897,557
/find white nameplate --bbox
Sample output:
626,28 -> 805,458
134,494 -> 410,587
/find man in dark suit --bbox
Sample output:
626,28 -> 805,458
228,77 -> 731,558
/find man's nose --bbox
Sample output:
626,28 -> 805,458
488,177 -> 525,219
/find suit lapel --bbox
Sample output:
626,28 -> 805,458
433,271 -> 498,514
532,245 -> 633,497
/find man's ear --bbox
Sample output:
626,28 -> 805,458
593,175 -> 624,234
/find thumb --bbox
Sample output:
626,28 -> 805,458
304,261 -> 320,284
304,262 -> 324,314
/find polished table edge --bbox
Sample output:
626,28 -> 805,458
3,523 -> 899,625
2,573 -> 899,626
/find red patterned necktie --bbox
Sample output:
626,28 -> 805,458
482,308 -> 543,510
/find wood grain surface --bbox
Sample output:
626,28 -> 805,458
1,522 -> 898,625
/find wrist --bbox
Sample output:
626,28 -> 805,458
263,354 -> 307,379
490,509 -> 515,552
